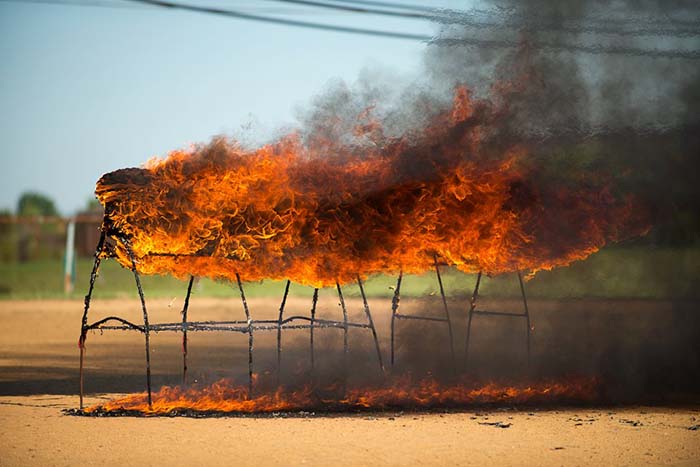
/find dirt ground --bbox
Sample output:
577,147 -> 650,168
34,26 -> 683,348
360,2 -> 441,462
1,297 -> 699,466
1,395 -> 699,466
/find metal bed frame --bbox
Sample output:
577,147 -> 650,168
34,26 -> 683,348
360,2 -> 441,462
78,230 -> 532,409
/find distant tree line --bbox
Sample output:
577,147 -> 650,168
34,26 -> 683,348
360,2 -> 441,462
16,192 -> 59,217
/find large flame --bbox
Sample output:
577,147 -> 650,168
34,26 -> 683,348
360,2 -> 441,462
84,377 -> 600,415
96,85 -> 646,287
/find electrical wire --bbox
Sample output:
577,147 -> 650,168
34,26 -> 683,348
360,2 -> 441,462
265,0 -> 427,19
323,0 -> 434,13
3,0 -> 698,56
0,0 -> 148,9
124,0 -> 432,40
299,0 -> 700,37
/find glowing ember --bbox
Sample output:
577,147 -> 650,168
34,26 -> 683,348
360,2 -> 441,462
84,377 -> 600,415
95,84 -> 648,287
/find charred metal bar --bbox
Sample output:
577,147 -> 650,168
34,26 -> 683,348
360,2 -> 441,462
310,288 -> 318,375
356,275 -> 384,374
122,238 -> 153,408
166,319 -> 277,326
154,324 -> 250,332
276,280 -> 291,385
96,322 -> 365,333
181,276 -> 194,385
517,270 -> 532,367
107,316 -> 368,333
86,316 -> 145,332
140,316 -> 367,328
464,271 -> 482,369
335,282 -> 349,389
472,310 -> 527,317
288,316 -> 367,328
390,271 -> 402,369
78,230 -> 106,410
137,319 -> 366,333
268,320 -> 368,330
235,273 -> 254,397
434,255 -> 456,375
394,314 -> 447,322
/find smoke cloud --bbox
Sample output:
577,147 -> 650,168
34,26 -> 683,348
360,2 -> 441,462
297,0 -> 700,245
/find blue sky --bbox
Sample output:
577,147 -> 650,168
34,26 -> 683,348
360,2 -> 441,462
0,0 -> 467,215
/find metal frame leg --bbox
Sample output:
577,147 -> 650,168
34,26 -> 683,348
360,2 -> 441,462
434,256 -> 456,375
517,271 -> 532,367
390,272 -> 402,370
276,280 -> 291,386
464,271 -> 482,370
309,288 -> 319,377
356,275 -> 384,374
181,276 -> 194,385
335,282 -> 349,390
122,239 -> 153,408
78,231 -> 105,410
235,273 -> 254,397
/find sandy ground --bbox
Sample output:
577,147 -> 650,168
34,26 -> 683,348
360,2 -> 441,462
1,297 -> 699,465
1,395 -> 699,466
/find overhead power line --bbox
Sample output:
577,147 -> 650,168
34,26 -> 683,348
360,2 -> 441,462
280,0 -> 700,38
5,0 -> 697,39
266,0 -> 426,19
325,0 -> 435,13
0,0 -> 362,14
0,0 -> 148,9
290,0 -> 700,37
124,0 -> 432,40
4,0 -> 698,57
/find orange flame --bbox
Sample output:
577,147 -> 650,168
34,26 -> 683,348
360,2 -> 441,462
96,85 -> 647,287
84,377 -> 600,415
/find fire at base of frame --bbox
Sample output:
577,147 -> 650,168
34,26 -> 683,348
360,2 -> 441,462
70,376 -> 601,417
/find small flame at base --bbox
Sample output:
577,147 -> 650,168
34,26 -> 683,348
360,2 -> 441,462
84,376 -> 601,415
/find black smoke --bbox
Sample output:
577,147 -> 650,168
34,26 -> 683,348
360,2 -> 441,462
298,0 -> 700,246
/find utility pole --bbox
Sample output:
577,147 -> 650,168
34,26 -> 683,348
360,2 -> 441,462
64,219 -> 76,294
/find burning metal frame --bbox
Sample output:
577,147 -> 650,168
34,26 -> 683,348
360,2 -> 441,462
78,230 -> 533,410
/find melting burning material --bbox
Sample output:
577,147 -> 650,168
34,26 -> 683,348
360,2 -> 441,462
75,0 -> 700,415
96,85 -> 645,285
81,377 -> 600,416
